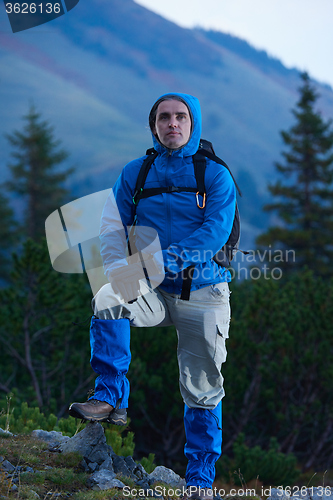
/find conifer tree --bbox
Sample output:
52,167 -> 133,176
0,191 -> 18,282
0,239 -> 92,410
5,105 -> 73,240
257,72 -> 333,275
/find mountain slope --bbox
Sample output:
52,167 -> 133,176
1,0 -> 333,249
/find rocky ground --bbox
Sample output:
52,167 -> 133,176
0,422 -> 186,499
1,423 -> 333,500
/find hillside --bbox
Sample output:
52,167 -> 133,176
1,0 -> 333,249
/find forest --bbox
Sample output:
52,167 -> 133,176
1,73 -> 333,485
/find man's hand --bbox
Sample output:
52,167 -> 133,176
108,261 -> 142,303
108,254 -> 162,303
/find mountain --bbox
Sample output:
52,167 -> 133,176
1,0 -> 333,251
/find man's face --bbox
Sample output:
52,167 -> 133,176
153,100 -> 192,150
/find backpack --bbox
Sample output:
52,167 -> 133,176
131,139 -> 242,300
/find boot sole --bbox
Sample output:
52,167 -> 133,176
69,407 -> 127,426
106,414 -> 127,426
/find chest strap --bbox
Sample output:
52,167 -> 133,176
134,186 -> 197,203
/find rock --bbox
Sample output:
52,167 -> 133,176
148,465 -> 185,487
111,455 -> 146,479
112,455 -> 131,477
135,478 -> 151,489
80,459 -> 89,472
1,460 -> 15,473
28,491 -> 41,499
25,466 -> 34,473
32,430 -> 70,448
88,469 -> 126,491
59,421 -> 118,474
0,428 -> 13,437
124,456 -> 145,476
123,457 -> 148,480
60,422 -> 112,467
87,446 -> 110,465
88,462 -> 99,472
99,456 -> 113,471
124,456 -> 137,472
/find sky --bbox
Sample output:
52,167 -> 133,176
135,0 -> 333,88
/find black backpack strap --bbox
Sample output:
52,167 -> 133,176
180,265 -> 195,301
192,153 -> 206,196
136,186 -> 197,201
133,148 -> 202,206
132,150 -> 158,206
196,148 -> 242,197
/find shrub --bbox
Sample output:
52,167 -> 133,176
217,433 -> 300,486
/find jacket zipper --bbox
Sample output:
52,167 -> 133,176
165,156 -> 172,247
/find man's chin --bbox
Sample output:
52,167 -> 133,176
163,140 -> 185,150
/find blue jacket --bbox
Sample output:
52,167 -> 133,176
101,92 -> 236,294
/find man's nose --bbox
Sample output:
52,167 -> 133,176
169,116 -> 178,127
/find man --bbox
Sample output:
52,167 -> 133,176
69,93 -> 236,497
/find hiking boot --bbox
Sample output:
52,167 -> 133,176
68,399 -> 127,425
107,407 -> 127,426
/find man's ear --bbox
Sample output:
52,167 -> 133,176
152,127 -> 159,140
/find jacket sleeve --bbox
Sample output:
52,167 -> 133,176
99,161 -> 138,278
161,161 -> 236,274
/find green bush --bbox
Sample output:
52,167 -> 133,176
0,397 -> 135,457
140,453 -> 156,473
0,399 -> 58,434
104,426 -> 135,456
217,433 -> 300,486
223,270 -> 333,471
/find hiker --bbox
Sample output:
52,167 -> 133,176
69,93 -> 236,497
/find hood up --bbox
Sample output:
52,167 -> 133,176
149,92 -> 202,157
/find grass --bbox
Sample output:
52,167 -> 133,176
0,434 -> 97,499
0,434 -> 181,500
1,433 -> 333,500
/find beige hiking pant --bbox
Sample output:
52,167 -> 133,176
92,282 -> 231,409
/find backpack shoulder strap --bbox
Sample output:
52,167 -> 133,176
192,152 -> 207,196
196,148 -> 242,197
133,149 -> 158,206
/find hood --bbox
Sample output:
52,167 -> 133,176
149,92 -> 202,157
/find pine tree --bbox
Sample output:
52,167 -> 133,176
0,191 -> 18,282
0,239 -> 92,411
5,105 -> 73,240
257,72 -> 333,276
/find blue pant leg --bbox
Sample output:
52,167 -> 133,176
89,316 -> 131,409
184,402 -> 222,488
